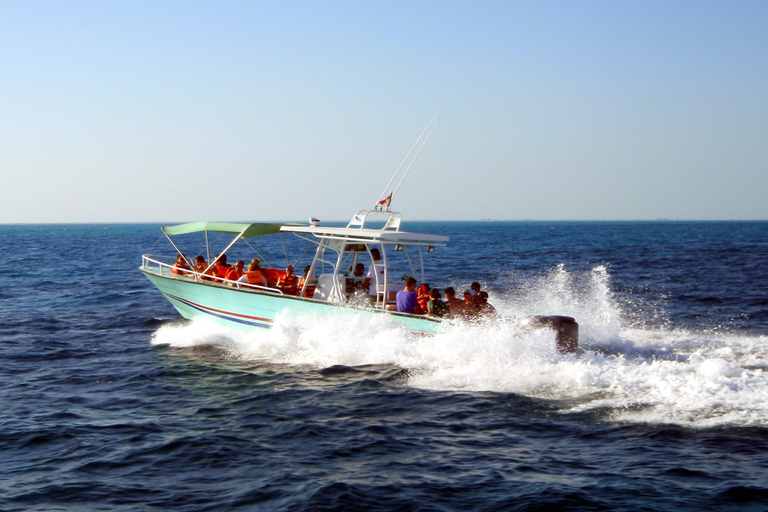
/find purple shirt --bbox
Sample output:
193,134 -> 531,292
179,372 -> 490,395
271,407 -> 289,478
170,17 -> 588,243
396,290 -> 418,313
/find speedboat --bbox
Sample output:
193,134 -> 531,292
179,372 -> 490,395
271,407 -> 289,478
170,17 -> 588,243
141,113 -> 577,350
140,208 -> 579,351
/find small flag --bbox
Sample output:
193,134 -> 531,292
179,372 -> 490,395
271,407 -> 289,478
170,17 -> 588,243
376,193 -> 392,211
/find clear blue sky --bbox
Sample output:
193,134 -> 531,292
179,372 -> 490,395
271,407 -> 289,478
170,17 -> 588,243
2,0 -> 766,222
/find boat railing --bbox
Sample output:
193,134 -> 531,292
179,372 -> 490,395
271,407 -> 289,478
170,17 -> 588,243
347,209 -> 402,231
216,274 -> 284,294
141,255 -> 283,295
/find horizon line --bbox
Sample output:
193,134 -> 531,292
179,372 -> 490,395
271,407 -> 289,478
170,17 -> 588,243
2,218 -> 768,226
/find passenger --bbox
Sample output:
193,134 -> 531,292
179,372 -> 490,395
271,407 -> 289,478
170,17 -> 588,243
225,260 -> 245,285
396,276 -> 419,314
171,254 -> 190,275
444,287 -> 464,317
470,281 -> 482,302
194,255 -> 217,281
202,265 -> 217,282
276,265 -> 299,295
416,283 -> 431,314
476,291 -> 498,318
427,288 -> 448,317
352,263 -> 366,290
462,289 -> 478,317
214,254 -> 231,280
297,265 -> 317,298
241,258 -> 267,287
193,255 -> 207,274
363,248 -> 385,304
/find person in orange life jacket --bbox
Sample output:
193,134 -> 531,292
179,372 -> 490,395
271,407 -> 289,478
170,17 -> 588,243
396,276 -> 419,313
240,258 -> 267,287
193,255 -> 216,281
276,265 -> 298,295
297,265 -> 317,298
214,254 -> 232,280
202,266 -> 218,281
225,260 -> 245,285
443,287 -> 464,317
171,254 -> 190,275
416,283 -> 431,314
193,255 -> 207,273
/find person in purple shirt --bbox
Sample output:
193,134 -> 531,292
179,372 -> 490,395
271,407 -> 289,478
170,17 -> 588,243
396,276 -> 419,313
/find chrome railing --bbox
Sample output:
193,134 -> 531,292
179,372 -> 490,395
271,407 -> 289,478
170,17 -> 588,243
141,255 -> 283,294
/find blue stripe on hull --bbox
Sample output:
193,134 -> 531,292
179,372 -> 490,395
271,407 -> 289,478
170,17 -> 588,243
165,293 -> 273,329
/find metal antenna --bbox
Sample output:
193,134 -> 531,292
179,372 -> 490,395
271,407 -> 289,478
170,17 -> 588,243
376,109 -> 441,210
391,115 -> 440,202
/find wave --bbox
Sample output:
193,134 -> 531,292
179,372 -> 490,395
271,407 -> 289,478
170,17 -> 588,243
150,265 -> 768,428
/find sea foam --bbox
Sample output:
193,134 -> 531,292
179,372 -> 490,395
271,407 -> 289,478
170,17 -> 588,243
150,265 -> 768,427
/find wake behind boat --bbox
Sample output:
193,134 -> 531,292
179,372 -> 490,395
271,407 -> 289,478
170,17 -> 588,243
140,208 -> 579,351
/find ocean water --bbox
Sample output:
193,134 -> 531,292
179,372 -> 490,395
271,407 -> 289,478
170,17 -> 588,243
2,220 -> 768,511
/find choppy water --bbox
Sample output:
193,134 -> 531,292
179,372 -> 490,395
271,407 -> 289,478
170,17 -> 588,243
2,221 -> 768,511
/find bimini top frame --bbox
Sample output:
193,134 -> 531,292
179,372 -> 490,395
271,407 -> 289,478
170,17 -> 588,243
160,221 -> 303,275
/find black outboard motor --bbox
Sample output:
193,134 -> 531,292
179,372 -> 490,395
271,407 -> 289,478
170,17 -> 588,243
521,315 -> 579,353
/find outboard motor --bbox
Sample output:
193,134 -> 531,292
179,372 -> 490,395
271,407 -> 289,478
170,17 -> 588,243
521,315 -> 579,353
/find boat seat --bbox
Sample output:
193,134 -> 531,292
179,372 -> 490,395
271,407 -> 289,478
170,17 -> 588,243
261,268 -> 285,288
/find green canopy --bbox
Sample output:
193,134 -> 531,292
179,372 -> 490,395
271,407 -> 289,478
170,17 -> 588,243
161,222 -> 287,239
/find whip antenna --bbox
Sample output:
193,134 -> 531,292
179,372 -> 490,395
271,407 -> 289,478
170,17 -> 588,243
375,110 -> 441,211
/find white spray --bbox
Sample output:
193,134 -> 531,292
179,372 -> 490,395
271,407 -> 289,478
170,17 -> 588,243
151,265 -> 768,427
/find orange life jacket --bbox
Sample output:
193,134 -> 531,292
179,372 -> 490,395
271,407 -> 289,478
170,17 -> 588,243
171,261 -> 189,274
225,267 -> 243,282
201,267 -> 217,281
416,294 -> 431,314
298,276 -> 316,298
277,274 -> 298,294
215,264 -> 231,279
416,285 -> 431,314
245,270 -> 265,286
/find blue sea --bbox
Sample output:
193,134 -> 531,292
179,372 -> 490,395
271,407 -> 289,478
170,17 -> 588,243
2,220 -> 768,511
